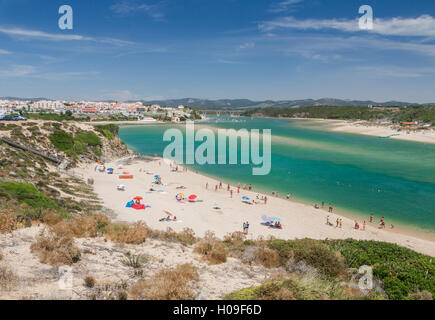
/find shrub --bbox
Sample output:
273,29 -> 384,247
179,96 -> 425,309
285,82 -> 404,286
55,214 -> 110,238
0,210 -> 17,233
0,250 -> 3,260
326,239 -> 435,299
0,265 -> 17,291
130,263 -> 198,300
105,221 -> 152,244
0,182 -> 58,211
253,247 -> 280,268
75,131 -> 102,146
84,276 -> 96,288
30,226 -> 81,265
268,239 -> 345,277
49,130 -> 74,152
194,231 -> 227,264
41,210 -> 63,226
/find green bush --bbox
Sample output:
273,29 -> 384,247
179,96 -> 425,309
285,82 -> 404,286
0,182 -> 58,210
326,239 -> 435,300
75,131 -> 102,146
49,131 -> 74,152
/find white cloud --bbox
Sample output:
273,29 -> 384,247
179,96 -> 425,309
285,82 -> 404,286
0,49 -> 11,54
269,0 -> 304,13
260,15 -> 435,37
99,90 -> 140,101
110,0 -> 165,20
238,42 -> 255,50
0,65 -> 37,77
0,26 -> 134,46
354,65 -> 435,78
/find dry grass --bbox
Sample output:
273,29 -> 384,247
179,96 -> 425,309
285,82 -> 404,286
253,247 -> 280,268
0,265 -> 17,291
155,227 -> 197,245
84,275 -> 96,288
130,263 -> 199,300
41,210 -> 63,226
53,213 -> 110,238
105,221 -> 152,244
0,210 -> 17,233
30,226 -> 81,265
0,250 -> 3,261
194,231 -> 227,264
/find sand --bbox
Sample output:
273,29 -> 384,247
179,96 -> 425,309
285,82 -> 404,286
77,157 -> 435,257
324,120 -> 435,144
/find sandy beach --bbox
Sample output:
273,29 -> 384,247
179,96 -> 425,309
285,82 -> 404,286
77,157 -> 435,257
324,120 -> 435,144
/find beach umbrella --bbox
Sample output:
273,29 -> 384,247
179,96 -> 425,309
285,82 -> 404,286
188,195 -> 197,200
107,168 -> 114,171
133,196 -> 143,200
213,202 -> 221,207
270,217 -> 281,222
242,196 -> 250,200
154,175 -> 160,178
261,215 -> 271,222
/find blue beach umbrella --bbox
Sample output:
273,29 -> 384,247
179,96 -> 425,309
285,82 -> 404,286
154,175 -> 160,178
242,196 -> 250,200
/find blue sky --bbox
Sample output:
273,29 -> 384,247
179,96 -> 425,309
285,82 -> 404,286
0,0 -> 434,102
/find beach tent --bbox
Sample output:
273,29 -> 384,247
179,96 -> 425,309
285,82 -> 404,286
117,184 -> 126,191
125,200 -> 134,208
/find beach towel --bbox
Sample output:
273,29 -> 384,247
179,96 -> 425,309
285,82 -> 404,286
131,203 -> 146,210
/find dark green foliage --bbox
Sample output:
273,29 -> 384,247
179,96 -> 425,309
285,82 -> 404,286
243,105 -> 435,125
49,130 -> 74,152
94,124 -> 119,140
75,131 -> 102,146
326,239 -> 435,299
0,182 -> 58,210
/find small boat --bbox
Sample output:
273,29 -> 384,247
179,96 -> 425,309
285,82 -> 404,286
379,134 -> 400,139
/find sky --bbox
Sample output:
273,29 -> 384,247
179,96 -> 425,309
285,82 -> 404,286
0,0 -> 434,103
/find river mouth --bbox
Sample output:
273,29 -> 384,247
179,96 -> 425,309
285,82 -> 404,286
118,118 -> 435,236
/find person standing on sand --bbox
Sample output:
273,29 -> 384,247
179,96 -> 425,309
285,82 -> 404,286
370,214 -> 373,223
322,201 -> 324,208
336,218 -> 339,228
363,221 -> 366,231
237,187 -> 240,194
219,181 -> 222,189
206,182 -> 208,189
245,221 -> 249,234
264,196 -> 267,204
215,185 -> 218,192
248,184 -> 252,190
329,204 -> 333,213
230,190 -> 233,198
227,184 -> 230,191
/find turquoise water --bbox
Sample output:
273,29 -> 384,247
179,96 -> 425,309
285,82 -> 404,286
118,118 -> 435,234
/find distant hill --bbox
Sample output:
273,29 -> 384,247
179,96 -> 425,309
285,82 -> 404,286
2,96 -> 434,108
139,98 -> 434,109
0,97 -> 48,101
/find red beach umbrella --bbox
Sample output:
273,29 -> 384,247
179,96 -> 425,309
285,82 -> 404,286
188,195 -> 197,200
134,196 -> 143,200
